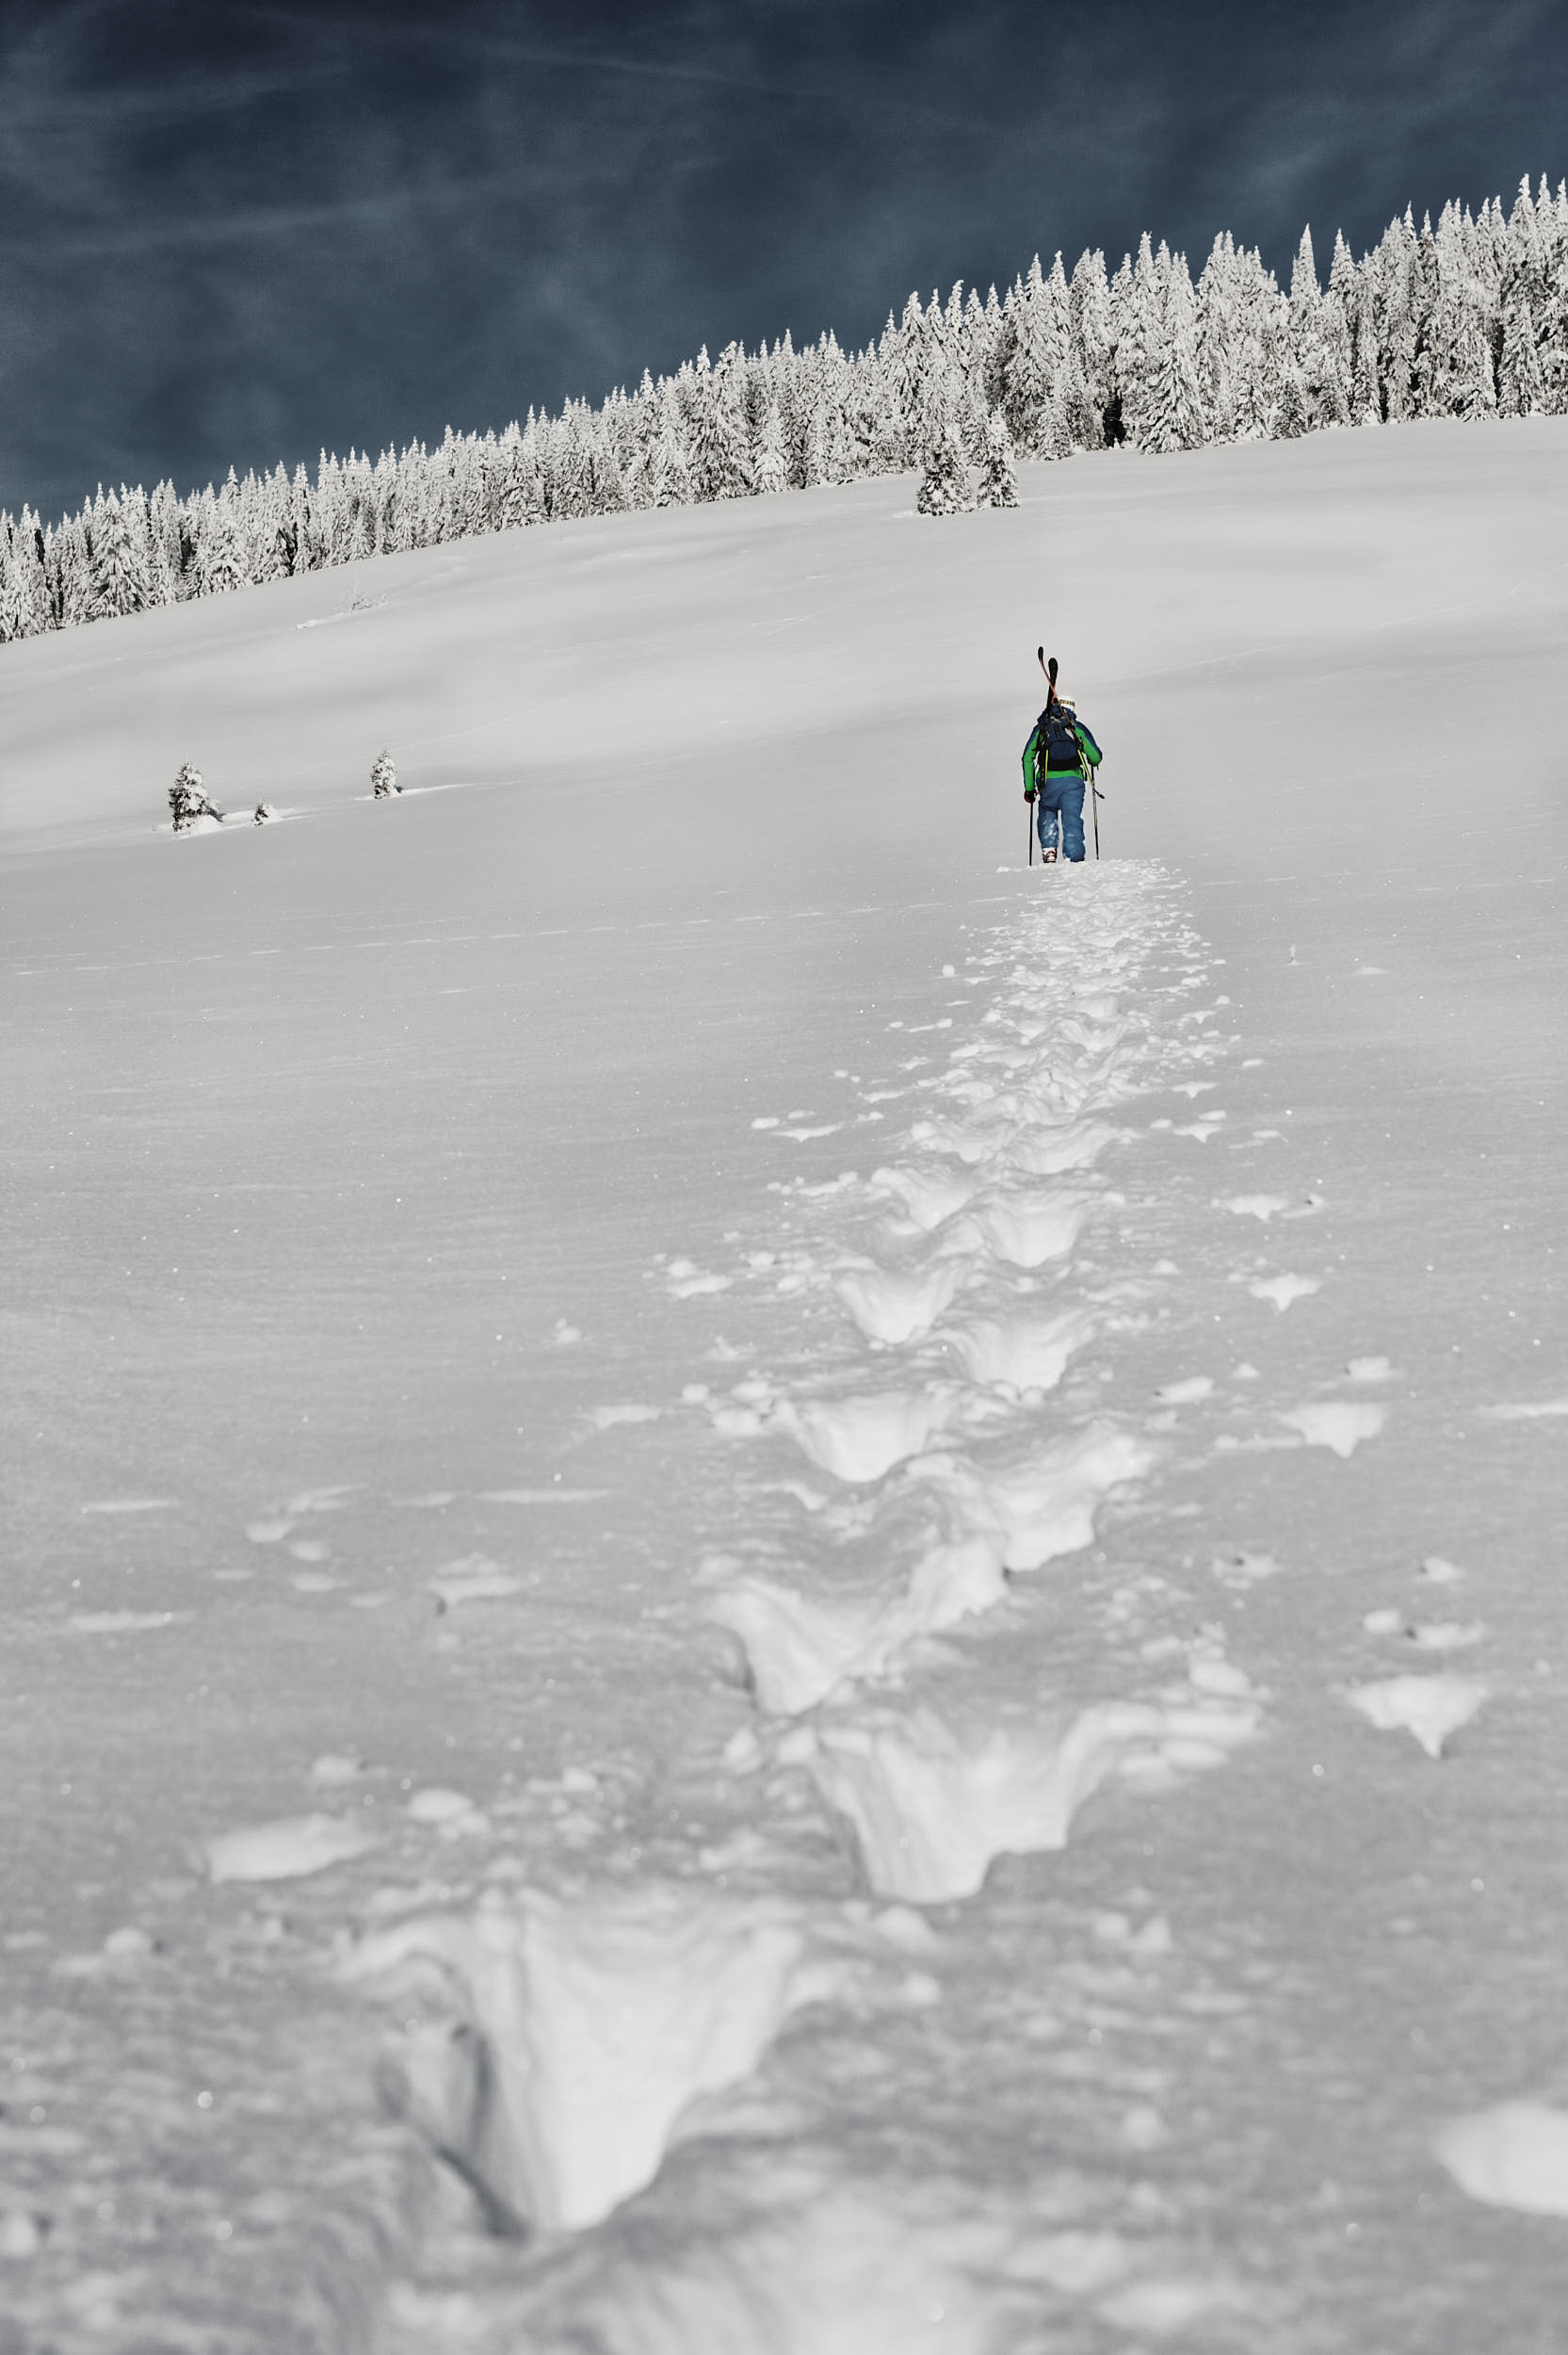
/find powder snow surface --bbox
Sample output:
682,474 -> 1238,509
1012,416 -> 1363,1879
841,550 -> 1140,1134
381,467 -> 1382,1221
3,420 -> 1568,2350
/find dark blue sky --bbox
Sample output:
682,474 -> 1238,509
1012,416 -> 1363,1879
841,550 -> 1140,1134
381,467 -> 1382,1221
2,0 -> 1561,519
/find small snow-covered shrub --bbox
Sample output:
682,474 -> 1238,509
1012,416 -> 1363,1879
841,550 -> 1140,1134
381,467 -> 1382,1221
253,803 -> 278,825
370,751 -> 398,799
170,762 -> 218,831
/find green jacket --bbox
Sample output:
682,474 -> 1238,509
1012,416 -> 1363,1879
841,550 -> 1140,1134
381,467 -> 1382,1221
1023,709 -> 1103,796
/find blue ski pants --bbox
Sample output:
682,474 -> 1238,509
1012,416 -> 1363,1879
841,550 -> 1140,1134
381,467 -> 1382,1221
1036,773 -> 1086,863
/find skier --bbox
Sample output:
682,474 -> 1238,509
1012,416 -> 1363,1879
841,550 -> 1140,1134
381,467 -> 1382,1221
1023,660 -> 1103,862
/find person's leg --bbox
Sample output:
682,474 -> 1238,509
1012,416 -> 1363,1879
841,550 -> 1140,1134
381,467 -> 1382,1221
1038,779 -> 1062,858
1059,776 -> 1087,862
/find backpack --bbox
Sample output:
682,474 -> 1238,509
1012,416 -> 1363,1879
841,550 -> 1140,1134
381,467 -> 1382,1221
1039,700 -> 1082,773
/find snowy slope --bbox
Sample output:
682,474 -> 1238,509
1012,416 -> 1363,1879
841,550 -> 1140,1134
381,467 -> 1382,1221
2,418 -> 1568,2351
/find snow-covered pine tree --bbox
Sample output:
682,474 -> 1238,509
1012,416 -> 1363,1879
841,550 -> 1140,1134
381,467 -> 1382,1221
1194,234 -> 1240,441
1238,242 -> 1297,439
648,381 -> 692,507
170,761 -> 217,830
55,510 -> 93,627
978,407 -> 1019,507
549,406 -> 593,521
370,751 -> 398,799
799,396 -> 829,490
817,354 -> 858,485
1376,210 -> 1423,421
1285,227 -> 1325,423
189,485 -> 244,595
517,417 -> 549,526
1111,236 -> 1163,446
1136,252 -> 1206,452
1069,250 -> 1116,446
915,379 -> 976,516
999,256 -> 1062,455
1497,290 -> 1546,414
862,314 -> 903,472
843,365 -> 887,479
590,421 -> 628,515
962,284 -> 991,405
1404,217 -> 1447,416
145,479 -> 187,600
84,487 -> 154,621
1425,203 -> 1495,418
368,450 -> 406,556
0,510 -> 53,642
1347,258 -> 1382,426
1287,226 -> 1351,430
492,421 -> 527,528
751,398 -> 790,495
1047,344 -> 1095,452
687,347 -> 750,501
1319,233 -> 1359,428
883,295 -> 929,472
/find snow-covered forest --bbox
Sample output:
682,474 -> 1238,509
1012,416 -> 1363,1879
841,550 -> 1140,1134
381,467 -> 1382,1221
3,177 -> 1565,640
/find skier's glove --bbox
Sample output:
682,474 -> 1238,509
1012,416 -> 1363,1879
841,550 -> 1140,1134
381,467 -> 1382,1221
1024,788 -> 1036,803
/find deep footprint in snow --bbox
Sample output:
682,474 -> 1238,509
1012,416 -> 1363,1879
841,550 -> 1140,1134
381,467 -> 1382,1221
833,1259 -> 963,1346
706,1536 -> 1008,1716
346,1883 -> 836,2231
938,1189 -> 1094,1272
773,1389 -> 959,1486
943,1304 -> 1096,1394
802,1666 -> 1261,1903
868,1162 -> 978,1233
910,1421 -> 1156,1572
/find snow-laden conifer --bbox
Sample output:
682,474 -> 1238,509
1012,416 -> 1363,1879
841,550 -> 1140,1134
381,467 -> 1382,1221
1137,252 -> 1206,453
86,488 -> 155,620
370,752 -> 397,799
687,348 -> 750,502
978,407 -> 1019,507
1497,293 -> 1546,414
1070,250 -> 1116,445
752,399 -> 790,496
999,256 -> 1063,455
0,511 -> 52,641
915,382 -> 976,517
170,762 -> 218,831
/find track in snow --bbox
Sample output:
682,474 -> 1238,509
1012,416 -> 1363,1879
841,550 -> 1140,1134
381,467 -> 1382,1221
344,863 -> 1277,2349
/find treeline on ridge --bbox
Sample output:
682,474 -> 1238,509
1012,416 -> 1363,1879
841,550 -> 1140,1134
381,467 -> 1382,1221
2,176 -> 1565,642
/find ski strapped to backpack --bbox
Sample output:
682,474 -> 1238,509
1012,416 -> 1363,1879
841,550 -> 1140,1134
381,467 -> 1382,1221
1030,646 -> 1105,860
1033,649 -> 1083,771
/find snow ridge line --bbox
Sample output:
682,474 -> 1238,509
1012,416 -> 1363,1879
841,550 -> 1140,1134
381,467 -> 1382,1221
346,865 -> 1270,2295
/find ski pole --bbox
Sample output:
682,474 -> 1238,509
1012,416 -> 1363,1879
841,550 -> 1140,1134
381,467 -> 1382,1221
1032,647 -> 1057,869
1091,771 -> 1101,860
1028,795 -> 1034,866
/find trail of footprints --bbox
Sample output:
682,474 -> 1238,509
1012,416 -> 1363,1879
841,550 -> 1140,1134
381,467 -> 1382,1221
342,862 -> 1291,2333
179,862 -> 1514,2337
